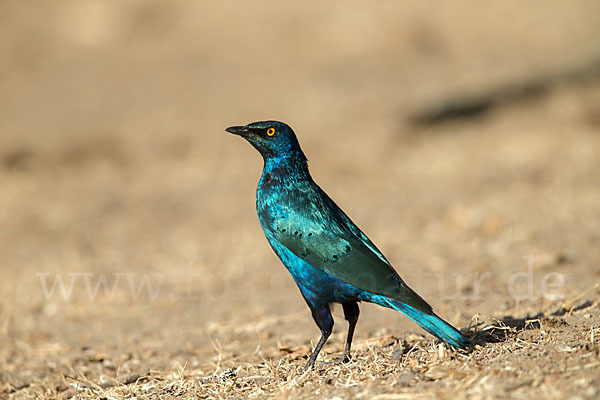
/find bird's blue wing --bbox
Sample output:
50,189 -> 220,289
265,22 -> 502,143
265,185 -> 433,314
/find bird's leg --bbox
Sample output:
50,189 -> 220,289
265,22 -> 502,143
305,330 -> 331,370
305,305 -> 334,370
342,302 -> 360,362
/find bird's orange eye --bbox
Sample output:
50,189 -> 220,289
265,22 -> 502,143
266,127 -> 276,136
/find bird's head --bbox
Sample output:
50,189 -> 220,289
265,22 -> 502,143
226,121 -> 305,161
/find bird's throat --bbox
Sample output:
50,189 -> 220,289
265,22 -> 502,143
260,152 -> 310,189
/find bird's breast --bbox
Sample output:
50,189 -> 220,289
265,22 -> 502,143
256,182 -> 288,232
258,172 -> 276,190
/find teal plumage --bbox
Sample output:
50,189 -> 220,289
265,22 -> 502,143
226,121 -> 469,369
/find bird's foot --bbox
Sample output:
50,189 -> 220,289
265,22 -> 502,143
342,351 -> 352,363
303,360 -> 315,371
304,358 -> 344,371
303,359 -> 330,371
304,356 -> 352,370
303,351 -> 353,371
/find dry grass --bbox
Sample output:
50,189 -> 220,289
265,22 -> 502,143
30,299 -> 599,399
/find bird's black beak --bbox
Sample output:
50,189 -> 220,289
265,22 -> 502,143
225,126 -> 249,136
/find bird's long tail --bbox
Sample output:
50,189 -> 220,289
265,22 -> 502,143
375,296 -> 470,349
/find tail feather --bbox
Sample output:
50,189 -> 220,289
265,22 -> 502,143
377,296 -> 470,349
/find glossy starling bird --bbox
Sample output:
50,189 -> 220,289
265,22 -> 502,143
226,121 -> 469,369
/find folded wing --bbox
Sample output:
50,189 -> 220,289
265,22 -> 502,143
271,188 -> 433,315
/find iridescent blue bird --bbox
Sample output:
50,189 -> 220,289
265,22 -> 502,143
226,121 -> 469,369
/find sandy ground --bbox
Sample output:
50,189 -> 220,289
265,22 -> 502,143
1,1 -> 600,399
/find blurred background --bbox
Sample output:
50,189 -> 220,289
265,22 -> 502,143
1,0 -> 600,394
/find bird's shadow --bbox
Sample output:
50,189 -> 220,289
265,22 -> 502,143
467,316 -> 539,347
466,300 -> 594,347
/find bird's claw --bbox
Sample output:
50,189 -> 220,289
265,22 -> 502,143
342,351 -> 352,363
303,353 -> 353,371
